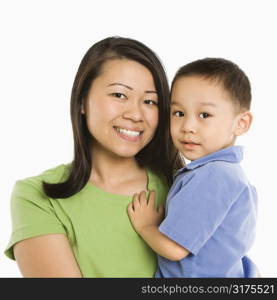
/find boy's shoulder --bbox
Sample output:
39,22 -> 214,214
208,159 -> 245,178
178,159 -> 253,202
195,160 -> 249,191
176,159 -> 247,188
180,145 -> 245,182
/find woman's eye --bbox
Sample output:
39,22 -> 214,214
173,111 -> 184,117
111,92 -> 126,99
199,112 -> 210,119
144,99 -> 158,105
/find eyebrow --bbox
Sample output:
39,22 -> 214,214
171,101 -> 217,107
199,102 -> 217,107
108,83 -> 157,94
108,83 -> 133,90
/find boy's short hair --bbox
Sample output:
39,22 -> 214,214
172,58 -> 251,111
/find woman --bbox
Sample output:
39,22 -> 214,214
5,37 -> 181,277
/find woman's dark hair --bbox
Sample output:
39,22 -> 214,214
43,36 -> 182,198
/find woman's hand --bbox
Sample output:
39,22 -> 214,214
127,190 -> 164,235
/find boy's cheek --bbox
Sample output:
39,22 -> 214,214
170,125 -> 179,141
170,119 -> 176,132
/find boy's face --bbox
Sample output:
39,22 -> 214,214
170,76 -> 244,161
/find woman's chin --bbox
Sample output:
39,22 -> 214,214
114,149 -> 142,159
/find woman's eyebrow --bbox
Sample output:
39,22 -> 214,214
108,82 -> 157,94
145,90 -> 157,94
108,82 -> 133,90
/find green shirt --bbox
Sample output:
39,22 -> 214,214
5,164 -> 169,277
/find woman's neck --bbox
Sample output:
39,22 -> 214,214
89,146 -> 145,189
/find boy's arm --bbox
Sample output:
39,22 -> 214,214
127,191 -> 190,261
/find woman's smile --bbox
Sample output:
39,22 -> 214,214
113,126 -> 143,142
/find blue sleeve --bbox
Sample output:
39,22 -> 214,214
159,167 -> 245,255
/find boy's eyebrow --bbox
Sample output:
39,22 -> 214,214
171,101 -> 217,107
200,102 -> 217,107
108,82 -> 157,94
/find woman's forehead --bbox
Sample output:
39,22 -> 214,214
97,59 -> 156,90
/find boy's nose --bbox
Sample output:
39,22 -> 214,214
181,117 -> 197,133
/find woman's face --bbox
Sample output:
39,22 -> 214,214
83,59 -> 159,159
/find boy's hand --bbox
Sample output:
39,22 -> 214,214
127,190 -> 165,235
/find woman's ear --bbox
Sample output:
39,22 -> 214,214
81,99 -> 85,114
234,111 -> 253,136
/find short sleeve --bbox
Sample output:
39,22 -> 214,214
4,179 -> 67,260
159,167 -> 245,255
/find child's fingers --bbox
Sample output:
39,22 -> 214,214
127,201 -> 134,215
157,204 -> 165,217
139,191 -> 147,206
148,190 -> 156,208
133,193 -> 140,210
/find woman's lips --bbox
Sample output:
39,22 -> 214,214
113,126 -> 143,142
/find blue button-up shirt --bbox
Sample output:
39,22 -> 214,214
156,146 -> 258,278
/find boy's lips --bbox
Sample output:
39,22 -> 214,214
182,140 -> 200,145
180,140 -> 201,150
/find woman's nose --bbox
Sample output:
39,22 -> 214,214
122,100 -> 143,122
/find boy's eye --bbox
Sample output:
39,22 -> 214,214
173,111 -> 184,117
199,112 -> 210,119
144,99 -> 158,105
110,92 -> 126,99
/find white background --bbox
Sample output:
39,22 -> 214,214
0,0 -> 276,277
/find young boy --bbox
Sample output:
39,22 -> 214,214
127,58 -> 258,277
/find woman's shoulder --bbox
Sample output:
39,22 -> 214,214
35,163 -> 71,183
146,168 -> 169,203
147,168 -> 167,186
14,163 -> 71,193
6,165 -> 70,260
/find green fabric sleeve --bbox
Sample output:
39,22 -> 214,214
5,179 -> 66,260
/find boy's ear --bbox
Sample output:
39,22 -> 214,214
234,111 -> 253,136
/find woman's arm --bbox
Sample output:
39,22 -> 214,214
127,191 -> 189,261
14,234 -> 82,277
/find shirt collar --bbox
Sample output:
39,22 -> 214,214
175,145 -> 244,177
